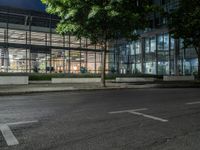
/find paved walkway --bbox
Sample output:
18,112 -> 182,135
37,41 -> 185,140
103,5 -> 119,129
0,82 -> 199,96
0,83 -> 159,95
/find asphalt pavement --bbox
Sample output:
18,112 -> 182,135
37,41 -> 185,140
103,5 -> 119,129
0,88 -> 200,150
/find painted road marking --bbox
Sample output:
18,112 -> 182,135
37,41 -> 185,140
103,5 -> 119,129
7,120 -> 38,126
186,101 -> 200,105
109,108 -> 168,122
109,108 -> 148,114
128,111 -> 168,122
0,120 -> 38,146
0,124 -> 19,146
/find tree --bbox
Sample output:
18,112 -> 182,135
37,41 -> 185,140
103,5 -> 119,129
168,0 -> 200,77
41,0 -> 154,87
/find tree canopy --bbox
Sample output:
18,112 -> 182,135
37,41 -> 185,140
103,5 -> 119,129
41,0 -> 155,86
168,0 -> 200,51
168,0 -> 200,76
41,0 -> 154,44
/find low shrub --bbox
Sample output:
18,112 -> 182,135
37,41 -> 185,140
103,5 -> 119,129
0,72 -> 163,81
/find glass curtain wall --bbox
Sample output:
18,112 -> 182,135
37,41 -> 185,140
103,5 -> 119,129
181,42 -> 198,75
169,36 -> 175,75
8,29 -> 26,44
115,40 -> 143,75
0,28 -> 4,43
31,32 -> 46,45
5,48 -> 29,73
184,48 -> 198,75
87,52 -> 96,73
129,42 -> 135,74
157,33 -> 170,75
96,52 -> 102,74
0,8 -> 104,74
30,53 -> 50,73
119,45 -> 128,74
0,28 -> 102,74
144,37 -> 156,74
51,49 -> 65,73
112,32 -> 199,76
135,41 -> 142,73
0,47 -> 9,72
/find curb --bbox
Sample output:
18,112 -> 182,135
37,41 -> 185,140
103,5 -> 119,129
0,85 -> 158,96
0,84 -> 199,96
0,87 -> 129,96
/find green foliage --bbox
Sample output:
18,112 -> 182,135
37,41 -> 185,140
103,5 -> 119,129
116,74 -> 163,79
0,73 -> 28,76
29,73 -> 114,80
29,74 -> 65,81
80,67 -> 87,74
168,0 -> 200,51
168,0 -> 200,76
0,73 -> 162,81
41,0 -> 156,86
110,67 -> 116,74
41,0 -> 154,44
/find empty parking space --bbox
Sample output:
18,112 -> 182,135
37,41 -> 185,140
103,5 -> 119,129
0,120 -> 38,146
109,108 -> 168,122
0,89 -> 200,149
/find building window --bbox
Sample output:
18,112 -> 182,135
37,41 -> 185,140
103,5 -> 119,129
150,37 -> 156,52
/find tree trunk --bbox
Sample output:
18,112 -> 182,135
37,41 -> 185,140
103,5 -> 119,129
101,41 -> 107,87
195,47 -> 200,79
198,51 -> 200,79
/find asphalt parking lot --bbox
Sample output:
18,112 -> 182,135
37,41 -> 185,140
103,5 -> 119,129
0,88 -> 200,150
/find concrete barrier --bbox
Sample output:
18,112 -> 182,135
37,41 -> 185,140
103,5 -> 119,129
52,78 -> 101,84
163,76 -> 195,81
0,76 -> 29,85
29,81 -> 51,84
116,77 -> 156,83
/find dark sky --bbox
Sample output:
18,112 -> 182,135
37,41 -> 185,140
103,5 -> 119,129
0,0 -> 46,11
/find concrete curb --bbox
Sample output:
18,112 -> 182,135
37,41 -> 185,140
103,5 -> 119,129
0,83 -> 199,96
0,84 -> 159,96
0,87 -> 127,96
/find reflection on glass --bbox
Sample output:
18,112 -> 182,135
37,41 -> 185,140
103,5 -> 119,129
164,33 -> 169,50
150,37 -> 156,52
6,48 -> 29,73
135,41 -> 141,54
145,62 -> 156,74
145,38 -> 150,53
157,34 -> 163,51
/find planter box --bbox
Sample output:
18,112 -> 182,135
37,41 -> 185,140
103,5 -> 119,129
0,76 -> 29,85
163,76 -> 195,81
52,78 -> 101,84
29,81 -> 51,84
116,77 -> 156,83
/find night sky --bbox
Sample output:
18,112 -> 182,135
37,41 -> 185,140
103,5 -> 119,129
0,0 -> 46,11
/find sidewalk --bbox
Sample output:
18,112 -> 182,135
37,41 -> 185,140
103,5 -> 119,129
0,82 -> 199,96
0,83 -> 159,96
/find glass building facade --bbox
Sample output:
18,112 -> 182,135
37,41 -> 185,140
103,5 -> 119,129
113,34 -> 198,76
0,6 -> 111,74
0,0 -> 198,76
112,0 -> 198,76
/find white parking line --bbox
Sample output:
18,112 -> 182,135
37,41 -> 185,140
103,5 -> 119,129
186,101 -> 200,105
109,108 -> 148,114
0,124 -> 19,146
109,108 -> 168,122
7,120 -> 38,126
0,120 -> 38,146
128,111 -> 168,122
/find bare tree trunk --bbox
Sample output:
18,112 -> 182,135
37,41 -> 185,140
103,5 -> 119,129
195,47 -> 200,79
198,50 -> 200,79
101,41 -> 107,87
